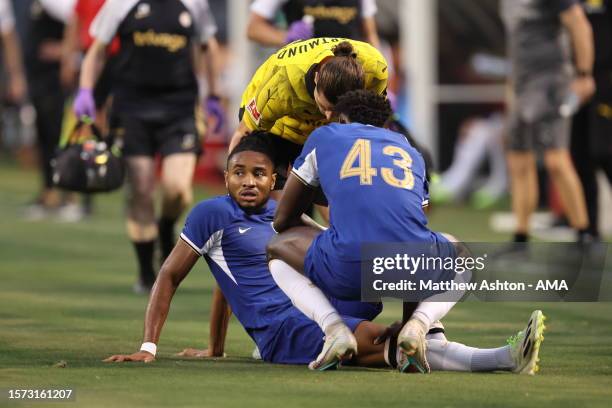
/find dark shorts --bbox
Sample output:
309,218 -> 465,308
507,112 -> 570,152
261,312 -> 365,365
110,114 -> 202,158
304,232 -> 456,301
507,75 -> 571,152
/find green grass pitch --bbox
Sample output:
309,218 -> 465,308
1,159 -> 611,408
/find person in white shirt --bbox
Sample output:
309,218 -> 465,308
247,0 -> 380,47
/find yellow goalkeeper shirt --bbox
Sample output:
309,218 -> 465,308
240,38 -> 388,145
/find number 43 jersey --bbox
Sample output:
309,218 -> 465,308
292,122 -> 436,262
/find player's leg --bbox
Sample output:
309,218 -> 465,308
157,116 -> 200,262
507,151 -> 538,240
397,233 -> 469,373
541,116 -> 589,239
118,115 -> 158,292
354,312 -> 545,374
125,156 -> 158,292
506,114 -> 539,242
267,228 -> 357,370
159,153 -> 197,261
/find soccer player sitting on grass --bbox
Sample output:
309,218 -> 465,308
104,133 -> 546,375
267,89 -> 546,373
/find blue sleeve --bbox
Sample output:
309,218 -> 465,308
291,127 -> 325,187
180,198 -> 228,255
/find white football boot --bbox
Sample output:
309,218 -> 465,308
308,322 -> 358,371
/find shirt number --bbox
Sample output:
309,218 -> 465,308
339,139 -> 415,190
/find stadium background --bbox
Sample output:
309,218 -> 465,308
1,0 -> 611,407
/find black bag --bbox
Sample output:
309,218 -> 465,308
52,121 -> 124,193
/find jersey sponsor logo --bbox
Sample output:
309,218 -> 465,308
179,11 -> 192,28
303,6 -> 358,24
276,38 -> 340,60
238,227 -> 252,234
246,99 -> 261,125
135,3 -> 151,19
133,30 -> 187,52
182,134 -> 196,149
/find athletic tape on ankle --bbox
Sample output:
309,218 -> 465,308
140,342 -> 157,356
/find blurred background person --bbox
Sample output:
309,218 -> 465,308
570,0 -> 612,240
247,0 -> 380,48
60,0 -> 121,133
501,0 -> 595,245
76,0 -> 223,293
430,112 -> 507,209
22,0 -> 85,221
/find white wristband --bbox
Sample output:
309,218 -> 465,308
140,342 -> 157,356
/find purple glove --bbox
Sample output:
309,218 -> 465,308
285,20 -> 314,44
206,95 -> 226,133
73,88 -> 96,121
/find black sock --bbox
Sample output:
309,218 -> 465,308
513,233 -> 528,243
133,240 -> 156,285
158,216 -> 177,262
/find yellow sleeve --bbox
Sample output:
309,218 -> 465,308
241,62 -> 290,132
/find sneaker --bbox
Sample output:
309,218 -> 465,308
56,202 -> 85,223
308,322 -> 357,371
507,310 -> 546,375
470,189 -> 503,210
23,202 -> 53,221
397,317 -> 430,374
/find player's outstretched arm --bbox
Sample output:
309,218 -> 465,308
103,240 -> 199,363
176,286 -> 232,358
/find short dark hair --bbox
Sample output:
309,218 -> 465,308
227,131 -> 277,168
317,42 -> 365,105
334,90 -> 392,127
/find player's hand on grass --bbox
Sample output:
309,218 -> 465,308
175,347 -> 225,358
103,351 -> 155,363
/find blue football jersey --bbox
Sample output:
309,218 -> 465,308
292,122 -> 438,262
180,196 -> 296,353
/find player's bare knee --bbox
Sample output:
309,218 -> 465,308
543,152 -> 567,177
266,234 -> 283,261
266,234 -> 299,262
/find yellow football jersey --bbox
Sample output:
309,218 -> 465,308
240,38 -> 388,145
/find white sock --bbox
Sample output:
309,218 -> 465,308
268,259 -> 342,333
426,340 -> 514,372
412,301 -> 456,331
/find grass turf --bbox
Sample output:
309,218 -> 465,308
1,159 -> 611,408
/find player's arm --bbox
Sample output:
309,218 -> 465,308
198,37 -> 220,97
361,16 -> 380,49
60,13 -> 80,90
247,11 -> 286,47
177,285 -> 232,358
79,39 -> 107,90
228,120 -> 252,152
1,29 -> 26,103
560,2 -> 595,102
273,174 -> 317,233
103,240 -> 199,362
